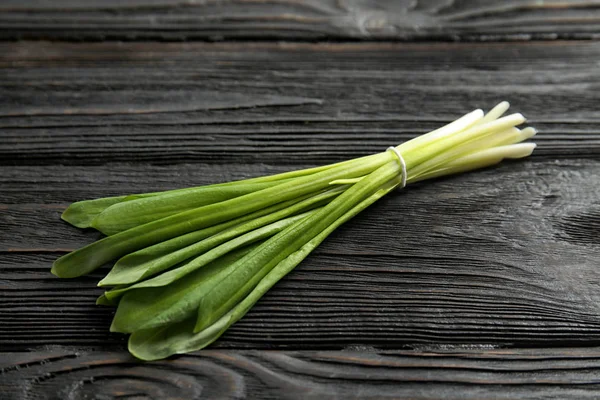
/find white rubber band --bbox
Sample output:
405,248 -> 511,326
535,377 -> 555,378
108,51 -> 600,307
387,147 -> 407,188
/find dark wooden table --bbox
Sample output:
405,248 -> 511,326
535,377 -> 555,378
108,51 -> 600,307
2,1 -> 600,399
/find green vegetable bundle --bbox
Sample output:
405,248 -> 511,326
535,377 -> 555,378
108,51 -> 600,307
52,102 -> 537,360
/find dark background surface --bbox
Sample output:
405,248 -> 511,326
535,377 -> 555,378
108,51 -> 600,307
2,1 -> 600,399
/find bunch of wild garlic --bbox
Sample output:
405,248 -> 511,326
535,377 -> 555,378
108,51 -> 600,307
52,102 -> 536,360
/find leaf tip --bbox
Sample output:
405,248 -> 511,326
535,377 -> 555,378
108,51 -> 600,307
50,264 -> 60,277
97,277 -> 110,287
109,321 -> 122,333
51,256 -> 68,278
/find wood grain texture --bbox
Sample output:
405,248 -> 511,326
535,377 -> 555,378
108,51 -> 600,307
0,40 -> 599,351
2,0 -> 600,41
4,347 -> 600,399
1,41 -> 600,166
2,37 -> 600,397
2,158 -> 600,349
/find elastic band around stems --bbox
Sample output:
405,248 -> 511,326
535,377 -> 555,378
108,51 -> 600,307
387,147 -> 407,188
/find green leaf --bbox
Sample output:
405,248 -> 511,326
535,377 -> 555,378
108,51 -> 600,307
61,196 -> 127,228
92,181 -> 287,236
91,153 -> 381,235
109,240 -> 262,333
60,187 -> 200,229
99,187 -> 344,287
95,293 -> 112,306
128,179 -> 397,360
104,211 -> 314,306
51,152 -> 388,278
128,317 -> 227,362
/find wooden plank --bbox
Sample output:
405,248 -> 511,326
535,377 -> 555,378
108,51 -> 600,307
1,0 -> 600,41
3,347 -> 600,399
1,158 -> 600,349
1,39 -> 600,396
1,41 -> 600,165
0,40 -> 599,350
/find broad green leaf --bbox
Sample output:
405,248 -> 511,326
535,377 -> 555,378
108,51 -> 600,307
128,179 -> 398,360
92,181 -> 289,236
104,211 -> 314,305
61,196 -> 127,228
128,317 -> 226,362
51,152 -> 389,278
91,153 -> 381,235
100,187 -> 342,286
60,187 -> 199,229
109,240 -> 264,333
